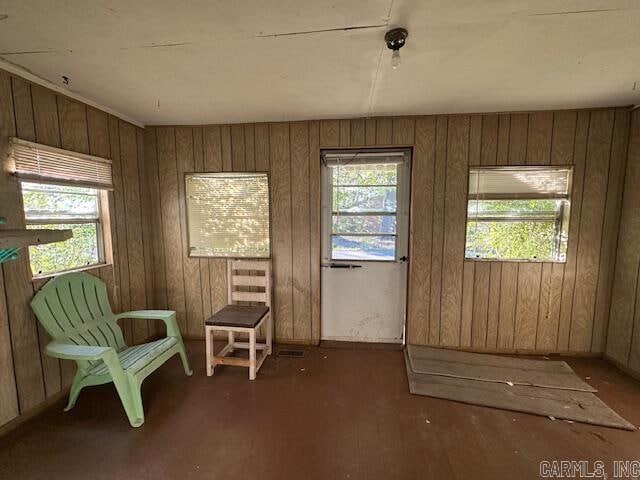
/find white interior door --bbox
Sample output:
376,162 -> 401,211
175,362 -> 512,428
320,150 -> 411,344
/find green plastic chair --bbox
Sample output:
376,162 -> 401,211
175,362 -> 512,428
30,272 -> 192,427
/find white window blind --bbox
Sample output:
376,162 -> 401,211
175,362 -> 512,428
468,167 -> 571,200
185,173 -> 270,258
9,137 -> 113,190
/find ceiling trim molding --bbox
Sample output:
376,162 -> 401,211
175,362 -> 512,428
0,58 -> 145,128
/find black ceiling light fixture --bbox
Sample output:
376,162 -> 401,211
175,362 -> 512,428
385,27 -> 408,70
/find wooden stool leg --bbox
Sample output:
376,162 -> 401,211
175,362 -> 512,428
266,313 -> 273,355
249,329 -> 256,380
228,331 -> 235,352
205,327 -> 214,377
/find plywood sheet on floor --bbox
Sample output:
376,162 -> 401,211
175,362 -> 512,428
405,351 -> 634,430
407,344 -> 596,392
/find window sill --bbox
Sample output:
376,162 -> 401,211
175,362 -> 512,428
465,257 -> 566,264
31,263 -> 111,282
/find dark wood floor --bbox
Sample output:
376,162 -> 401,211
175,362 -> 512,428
0,340 -> 639,480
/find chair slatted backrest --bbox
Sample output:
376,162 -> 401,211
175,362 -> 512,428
227,259 -> 271,307
31,272 -> 126,360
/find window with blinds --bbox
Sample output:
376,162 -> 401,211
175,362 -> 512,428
185,173 -> 270,258
9,138 -> 112,276
466,166 -> 573,262
9,137 -> 113,190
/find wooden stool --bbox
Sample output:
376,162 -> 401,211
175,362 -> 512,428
205,259 -> 272,380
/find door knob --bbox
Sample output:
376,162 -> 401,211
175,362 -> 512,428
399,256 -> 408,262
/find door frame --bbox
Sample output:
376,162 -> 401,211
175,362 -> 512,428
318,147 -> 413,344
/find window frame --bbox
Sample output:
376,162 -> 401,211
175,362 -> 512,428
464,165 -> 573,263
21,181 -> 108,278
184,171 -> 272,259
321,149 -> 411,263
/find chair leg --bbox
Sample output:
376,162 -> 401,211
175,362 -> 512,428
178,342 -> 193,377
266,313 -> 273,355
205,327 -> 214,377
228,331 -> 235,352
111,373 -> 145,427
249,329 -> 256,380
64,370 -> 86,412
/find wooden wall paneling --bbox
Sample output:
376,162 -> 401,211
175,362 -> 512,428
203,126 -> 227,318
525,112 -> 553,165
468,116 -> 482,166
365,118 -> 376,146
592,109 -> 630,352
319,120 -> 339,147
407,117 -> 435,345
176,127 -> 204,337
480,115 -> 499,165
392,117 -> 415,145
508,113 -> 528,165
30,86 -> 61,147
308,121 -> 321,344
57,97 -> 89,154
119,121 -> 148,344
570,109 -> 614,351
440,115 -> 470,347
136,129 -> 154,318
460,261 -> 475,347
143,128 -> 167,313
221,125 -> 232,171
514,263 -> 542,349
290,122 -> 312,341
496,114 -> 511,165
108,115 -> 132,343
11,77 -> 35,141
497,263 -> 518,349
0,73 -> 21,423
471,262 -> 490,347
428,116 -> 448,345
157,127 -> 188,333
536,262 -> 563,350
231,124 -> 246,171
254,123 -> 270,171
11,76 -> 62,398
607,111 -> 640,365
270,123 -> 294,340
485,262 -> 502,348
192,127 -> 212,322
557,111 -> 587,351
350,118 -> 365,146
244,124 -> 255,171
0,268 -> 19,424
627,111 -> 640,371
1,72 -> 46,411
339,120 -> 350,147
376,117 -> 393,145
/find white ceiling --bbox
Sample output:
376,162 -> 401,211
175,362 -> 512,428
1,0 -> 639,126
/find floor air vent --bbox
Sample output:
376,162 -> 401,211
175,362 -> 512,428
277,349 -> 305,358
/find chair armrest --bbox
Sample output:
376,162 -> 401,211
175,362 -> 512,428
115,310 -> 181,337
46,342 -> 114,361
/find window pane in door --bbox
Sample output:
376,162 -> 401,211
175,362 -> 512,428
332,235 -> 395,261
333,163 -> 397,186
332,186 -> 397,212
332,215 -> 396,234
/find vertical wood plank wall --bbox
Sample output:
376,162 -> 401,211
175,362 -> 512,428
145,107 -> 629,354
0,69 -> 151,428
607,109 -> 640,377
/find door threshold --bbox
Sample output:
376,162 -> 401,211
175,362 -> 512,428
320,340 -> 403,351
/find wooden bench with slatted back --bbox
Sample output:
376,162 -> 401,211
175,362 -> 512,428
204,259 -> 272,380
